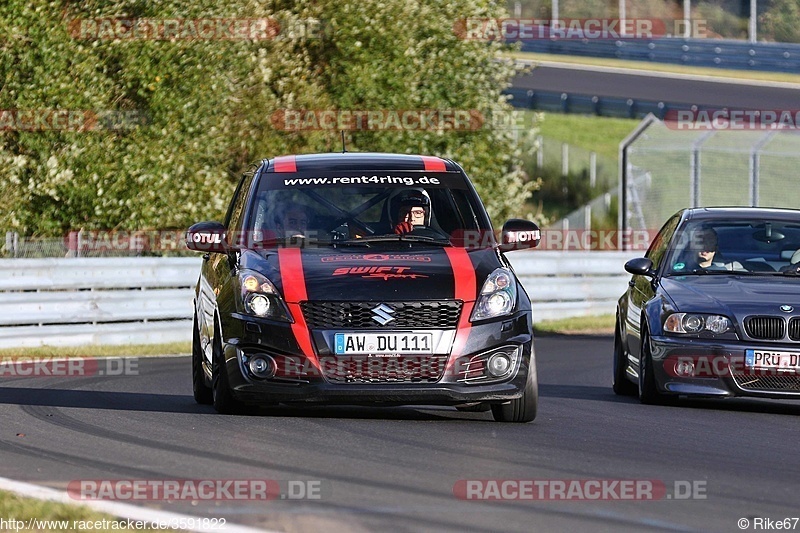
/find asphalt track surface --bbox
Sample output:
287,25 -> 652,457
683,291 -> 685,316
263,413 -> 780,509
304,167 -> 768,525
512,65 -> 800,110
1,335 -> 800,532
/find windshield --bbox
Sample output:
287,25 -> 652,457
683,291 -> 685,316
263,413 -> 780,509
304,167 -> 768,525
244,171 -> 493,248
666,219 -> 800,275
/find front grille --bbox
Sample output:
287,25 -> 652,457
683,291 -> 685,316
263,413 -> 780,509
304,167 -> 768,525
744,316 -> 785,340
301,301 -> 462,329
319,355 -> 448,383
789,318 -> 800,341
731,372 -> 800,392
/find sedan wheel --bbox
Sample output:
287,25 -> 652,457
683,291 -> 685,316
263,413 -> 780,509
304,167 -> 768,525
613,319 -> 637,396
638,330 -> 671,405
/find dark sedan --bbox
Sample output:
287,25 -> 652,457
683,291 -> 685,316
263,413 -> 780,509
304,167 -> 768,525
614,207 -> 800,404
185,152 -> 541,421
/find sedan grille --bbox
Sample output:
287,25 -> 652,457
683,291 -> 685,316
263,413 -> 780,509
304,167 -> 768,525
319,355 -> 448,384
301,301 -> 462,329
744,316 -> 785,340
789,318 -> 800,341
731,372 -> 800,393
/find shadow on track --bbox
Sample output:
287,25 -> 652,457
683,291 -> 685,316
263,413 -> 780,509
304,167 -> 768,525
0,386 -> 497,421
539,383 -> 800,416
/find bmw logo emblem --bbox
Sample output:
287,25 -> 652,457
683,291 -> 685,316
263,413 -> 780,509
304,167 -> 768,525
781,305 -> 794,313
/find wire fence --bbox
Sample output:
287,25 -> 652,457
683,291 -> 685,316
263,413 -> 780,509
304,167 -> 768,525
620,115 -> 800,238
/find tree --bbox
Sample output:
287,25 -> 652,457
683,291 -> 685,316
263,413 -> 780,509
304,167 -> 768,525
0,0 -> 535,237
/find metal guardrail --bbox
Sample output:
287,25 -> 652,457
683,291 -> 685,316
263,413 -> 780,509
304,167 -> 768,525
0,258 -> 200,349
505,87 -> 712,120
0,253 -> 637,347
508,251 -> 635,321
517,37 -> 800,72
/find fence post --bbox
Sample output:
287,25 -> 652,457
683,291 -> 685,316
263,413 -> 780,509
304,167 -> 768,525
536,136 -> 543,168
690,130 -> 716,207
750,131 -> 776,207
589,151 -> 597,188
561,143 -> 569,176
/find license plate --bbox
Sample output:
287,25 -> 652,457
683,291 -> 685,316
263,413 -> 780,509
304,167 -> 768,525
334,333 -> 433,355
745,349 -> 800,370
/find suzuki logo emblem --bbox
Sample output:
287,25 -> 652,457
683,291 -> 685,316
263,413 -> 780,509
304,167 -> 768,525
371,303 -> 396,325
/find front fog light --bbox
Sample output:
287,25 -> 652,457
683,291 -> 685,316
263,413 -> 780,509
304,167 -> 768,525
248,355 -> 276,379
487,353 -> 512,377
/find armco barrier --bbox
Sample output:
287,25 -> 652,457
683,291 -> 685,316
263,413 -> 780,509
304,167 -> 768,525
0,257 -> 200,349
507,251 -> 636,321
0,252 -> 638,347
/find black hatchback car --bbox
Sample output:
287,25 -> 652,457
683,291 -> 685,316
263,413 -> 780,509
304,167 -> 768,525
615,207 -> 800,404
186,152 -> 541,422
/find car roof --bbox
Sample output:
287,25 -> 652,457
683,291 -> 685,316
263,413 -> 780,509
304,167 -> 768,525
262,152 -> 461,173
683,207 -> 800,223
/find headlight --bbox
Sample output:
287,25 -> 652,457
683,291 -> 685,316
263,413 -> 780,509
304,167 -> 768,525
470,268 -> 517,322
664,313 -> 733,335
238,270 -> 291,321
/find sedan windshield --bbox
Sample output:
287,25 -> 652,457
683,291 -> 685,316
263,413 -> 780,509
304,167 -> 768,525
245,172 -> 493,248
666,219 -> 800,275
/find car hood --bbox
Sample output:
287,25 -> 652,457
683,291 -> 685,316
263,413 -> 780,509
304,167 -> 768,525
240,247 -> 503,302
660,275 -> 800,319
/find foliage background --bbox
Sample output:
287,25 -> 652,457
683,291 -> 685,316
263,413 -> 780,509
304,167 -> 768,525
0,0 -> 535,236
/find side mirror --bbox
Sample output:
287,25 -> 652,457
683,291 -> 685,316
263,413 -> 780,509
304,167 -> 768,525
186,221 -> 228,253
624,257 -> 655,277
499,219 -> 541,252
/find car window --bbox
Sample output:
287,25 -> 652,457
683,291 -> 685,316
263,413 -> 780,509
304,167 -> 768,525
645,214 -> 680,271
246,171 -> 492,247
226,171 -> 256,232
666,219 -> 800,274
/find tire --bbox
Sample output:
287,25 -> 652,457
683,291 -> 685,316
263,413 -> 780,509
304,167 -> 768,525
192,313 -> 213,405
613,318 -> 637,396
211,321 -> 246,415
638,329 -> 671,405
492,349 -> 538,423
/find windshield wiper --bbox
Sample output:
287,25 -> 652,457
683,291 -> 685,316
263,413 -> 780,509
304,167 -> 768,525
335,235 -> 452,247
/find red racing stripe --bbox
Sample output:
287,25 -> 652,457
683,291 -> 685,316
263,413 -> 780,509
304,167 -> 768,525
444,248 -> 476,363
273,155 -> 297,173
420,156 -> 446,172
277,248 -> 320,371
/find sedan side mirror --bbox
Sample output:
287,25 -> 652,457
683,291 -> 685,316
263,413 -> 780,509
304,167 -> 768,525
186,221 -> 228,253
624,257 -> 655,277
499,219 -> 541,252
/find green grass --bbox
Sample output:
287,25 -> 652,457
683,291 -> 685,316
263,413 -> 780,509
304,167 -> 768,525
534,314 -> 615,335
507,51 -> 800,84
532,112 -> 639,163
0,342 -> 190,360
0,490 -> 163,532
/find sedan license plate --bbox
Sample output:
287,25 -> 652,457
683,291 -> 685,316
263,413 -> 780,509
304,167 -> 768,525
334,333 -> 432,355
746,349 -> 800,370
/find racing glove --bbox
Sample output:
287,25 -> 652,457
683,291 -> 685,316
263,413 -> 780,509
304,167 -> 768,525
394,221 -> 414,235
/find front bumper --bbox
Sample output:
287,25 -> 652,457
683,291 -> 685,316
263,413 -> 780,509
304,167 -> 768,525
649,335 -> 800,399
221,311 -> 534,406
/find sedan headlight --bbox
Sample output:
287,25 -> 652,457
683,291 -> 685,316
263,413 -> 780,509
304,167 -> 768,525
470,268 -> 517,322
664,313 -> 733,335
239,270 -> 291,321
